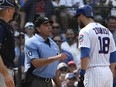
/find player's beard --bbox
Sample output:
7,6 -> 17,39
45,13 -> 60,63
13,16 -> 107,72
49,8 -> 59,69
79,20 -> 85,29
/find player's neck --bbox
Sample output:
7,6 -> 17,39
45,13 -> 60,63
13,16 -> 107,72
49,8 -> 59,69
84,18 -> 95,26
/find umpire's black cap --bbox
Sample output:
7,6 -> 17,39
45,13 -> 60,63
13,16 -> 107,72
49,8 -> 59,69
0,0 -> 19,10
34,16 -> 53,27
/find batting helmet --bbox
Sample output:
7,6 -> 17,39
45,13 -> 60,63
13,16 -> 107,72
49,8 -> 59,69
75,5 -> 94,18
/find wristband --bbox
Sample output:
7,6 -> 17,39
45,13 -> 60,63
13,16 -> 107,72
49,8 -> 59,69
79,69 -> 86,75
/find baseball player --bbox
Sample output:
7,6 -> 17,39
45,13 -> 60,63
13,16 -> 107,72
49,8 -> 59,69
75,5 -> 116,87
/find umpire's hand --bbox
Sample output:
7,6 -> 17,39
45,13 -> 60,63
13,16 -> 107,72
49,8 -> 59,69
56,53 -> 68,60
78,75 -> 85,87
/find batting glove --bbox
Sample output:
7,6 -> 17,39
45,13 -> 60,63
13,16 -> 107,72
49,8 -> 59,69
78,75 -> 84,87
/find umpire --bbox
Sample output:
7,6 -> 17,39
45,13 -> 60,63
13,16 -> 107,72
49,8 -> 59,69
0,0 -> 18,87
24,16 -> 68,87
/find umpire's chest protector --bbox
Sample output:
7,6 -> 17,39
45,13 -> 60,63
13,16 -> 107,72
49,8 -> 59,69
0,19 -> 15,67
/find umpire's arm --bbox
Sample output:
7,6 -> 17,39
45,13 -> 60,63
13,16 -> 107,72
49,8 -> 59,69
31,53 -> 67,67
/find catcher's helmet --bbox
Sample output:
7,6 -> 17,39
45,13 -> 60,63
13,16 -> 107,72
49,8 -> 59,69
75,5 -> 94,18
0,0 -> 19,10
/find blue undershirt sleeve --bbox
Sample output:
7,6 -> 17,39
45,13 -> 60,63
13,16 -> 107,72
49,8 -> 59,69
80,47 -> 90,59
110,51 -> 116,63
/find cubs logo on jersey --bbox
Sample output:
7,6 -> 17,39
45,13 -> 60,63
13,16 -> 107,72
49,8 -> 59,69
79,34 -> 84,42
79,34 -> 84,45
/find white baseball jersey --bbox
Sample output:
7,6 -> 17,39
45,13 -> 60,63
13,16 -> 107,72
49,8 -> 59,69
79,22 -> 116,67
78,22 -> 116,87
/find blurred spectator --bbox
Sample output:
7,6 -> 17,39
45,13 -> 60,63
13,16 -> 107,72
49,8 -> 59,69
20,0 -> 54,28
85,0 -> 100,6
52,0 -> 60,6
19,0 -> 27,7
105,0 -> 116,16
64,73 -> 77,87
8,1 -> 24,31
24,22 -> 35,41
86,0 -> 110,6
57,62 -> 68,87
53,35 -> 73,64
74,54 -> 80,67
14,33 -> 25,87
59,0 -> 84,15
14,33 -> 25,67
9,20 -> 20,37
51,14 -> 58,23
98,0 -> 111,19
59,0 -> 84,30
14,37 -> 20,67
57,62 -> 68,74
61,29 -> 77,50
51,0 -> 61,23
61,29 -> 78,58
105,0 -> 116,6
9,19 -> 26,66
88,0 -> 111,21
69,33 -> 80,66
107,16 -> 116,44
94,15 -> 107,27
68,61 -> 77,73
52,22 -> 66,42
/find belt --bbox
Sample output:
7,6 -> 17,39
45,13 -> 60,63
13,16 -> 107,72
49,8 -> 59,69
89,65 -> 108,68
32,74 -> 51,82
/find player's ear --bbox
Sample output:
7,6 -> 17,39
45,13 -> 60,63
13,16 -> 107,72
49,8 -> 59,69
79,14 -> 83,20
80,14 -> 86,20
36,27 -> 41,32
5,8 -> 11,14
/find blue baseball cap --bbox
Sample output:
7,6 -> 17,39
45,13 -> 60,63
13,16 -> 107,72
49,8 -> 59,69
75,5 -> 94,18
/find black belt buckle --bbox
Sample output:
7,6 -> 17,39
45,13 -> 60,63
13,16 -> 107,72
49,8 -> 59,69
45,78 -> 51,82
